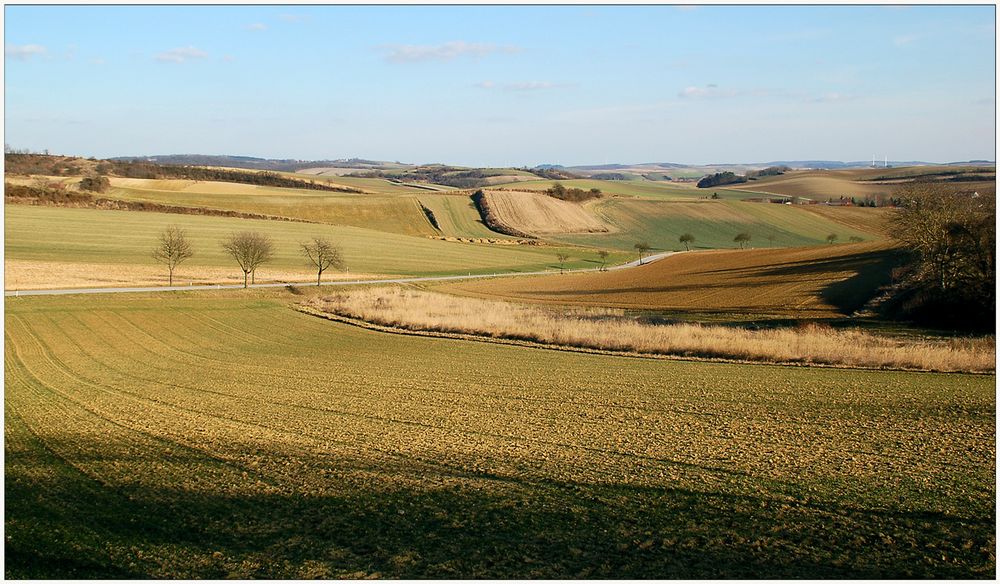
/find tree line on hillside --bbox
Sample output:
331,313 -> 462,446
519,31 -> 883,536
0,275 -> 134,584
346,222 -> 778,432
104,160 -> 362,192
4,181 -> 311,222
745,166 -> 790,180
696,166 -> 790,188
151,226 -> 344,287
4,152 -> 362,193
352,167 -> 502,189
696,171 -> 747,188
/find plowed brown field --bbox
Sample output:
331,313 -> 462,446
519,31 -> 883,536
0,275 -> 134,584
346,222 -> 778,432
440,242 -> 904,319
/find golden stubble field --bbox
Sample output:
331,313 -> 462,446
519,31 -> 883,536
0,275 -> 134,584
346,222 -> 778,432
4,290 -> 995,578
482,190 -> 610,235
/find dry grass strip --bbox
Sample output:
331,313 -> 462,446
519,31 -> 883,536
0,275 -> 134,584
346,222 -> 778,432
303,287 -> 994,373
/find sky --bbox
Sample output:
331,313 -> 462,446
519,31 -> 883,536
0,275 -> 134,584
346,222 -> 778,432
4,4 -> 996,166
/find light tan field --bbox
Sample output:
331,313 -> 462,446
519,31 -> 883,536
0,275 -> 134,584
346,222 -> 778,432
726,168 -> 996,201
440,241 -> 903,319
4,259 -> 383,290
307,286 -> 993,372
728,171 -> 897,200
483,190 -> 609,235
798,205 -> 895,236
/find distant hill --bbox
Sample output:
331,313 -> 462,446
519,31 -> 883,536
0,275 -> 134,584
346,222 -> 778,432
109,154 -> 411,172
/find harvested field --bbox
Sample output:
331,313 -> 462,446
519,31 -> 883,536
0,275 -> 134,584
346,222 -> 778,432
481,190 -> 609,235
306,287 -> 994,372
798,205 -> 895,236
5,291 -> 995,578
441,242 -> 905,320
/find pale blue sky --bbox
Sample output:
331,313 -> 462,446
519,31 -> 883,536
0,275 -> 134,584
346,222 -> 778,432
4,5 -> 995,166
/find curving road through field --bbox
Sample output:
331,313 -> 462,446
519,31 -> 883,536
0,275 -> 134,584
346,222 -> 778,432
4,251 -> 677,297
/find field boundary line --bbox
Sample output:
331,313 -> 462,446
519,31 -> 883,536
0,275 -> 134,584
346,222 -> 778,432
3,252 -> 678,297
294,305 -> 994,375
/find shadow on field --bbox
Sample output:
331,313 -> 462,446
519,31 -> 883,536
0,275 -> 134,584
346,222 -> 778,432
525,247 -> 907,319
755,248 -> 908,314
6,436 -> 994,580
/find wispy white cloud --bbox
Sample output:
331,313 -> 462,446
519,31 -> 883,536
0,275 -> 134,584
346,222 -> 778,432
5,44 -> 46,61
765,28 -> 831,43
154,46 -> 208,63
278,14 -> 308,23
808,92 -> 856,104
679,84 -> 858,104
380,41 -> 521,63
893,34 -> 919,47
245,23 -> 267,31
678,84 -> 739,99
477,80 -> 569,92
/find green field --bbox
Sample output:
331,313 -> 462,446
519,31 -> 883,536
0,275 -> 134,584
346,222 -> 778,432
5,205 -> 617,277
5,290 -> 995,578
551,199 -> 875,252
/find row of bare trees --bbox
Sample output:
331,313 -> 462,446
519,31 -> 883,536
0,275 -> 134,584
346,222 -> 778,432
152,226 -> 343,287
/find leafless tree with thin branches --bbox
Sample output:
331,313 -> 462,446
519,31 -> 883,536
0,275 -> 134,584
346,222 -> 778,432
221,231 -> 273,288
151,225 -> 194,286
301,237 -> 345,285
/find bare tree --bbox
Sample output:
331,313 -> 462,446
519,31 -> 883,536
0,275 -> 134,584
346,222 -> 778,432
301,237 -> 344,285
734,232 -> 751,249
221,231 -> 274,288
151,225 -> 194,286
634,241 -> 651,264
826,233 -> 839,244
556,253 -> 569,273
679,233 -> 694,251
766,233 -> 776,247
597,250 -> 610,271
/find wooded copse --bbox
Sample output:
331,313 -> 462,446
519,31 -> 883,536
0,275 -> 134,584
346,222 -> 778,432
697,171 -> 747,188
888,185 -> 995,330
545,183 -> 603,202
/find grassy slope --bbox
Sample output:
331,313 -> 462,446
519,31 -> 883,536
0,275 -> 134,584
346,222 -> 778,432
551,199 -> 875,252
439,241 -> 905,321
105,178 -> 439,237
416,194 -> 504,239
4,205 -> 615,279
5,291 -> 994,578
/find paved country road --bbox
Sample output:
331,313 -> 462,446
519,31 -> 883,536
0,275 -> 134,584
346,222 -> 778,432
4,252 -> 677,298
